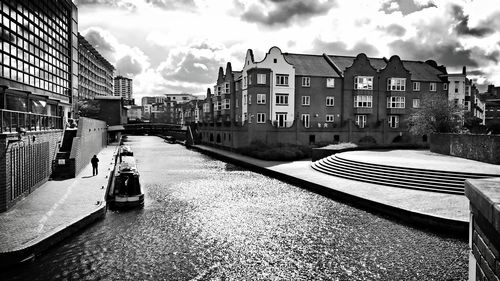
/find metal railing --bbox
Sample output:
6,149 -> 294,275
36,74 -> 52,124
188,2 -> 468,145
1,109 -> 63,134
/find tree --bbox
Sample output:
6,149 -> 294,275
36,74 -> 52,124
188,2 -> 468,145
77,99 -> 100,117
463,111 -> 488,134
408,93 -> 463,135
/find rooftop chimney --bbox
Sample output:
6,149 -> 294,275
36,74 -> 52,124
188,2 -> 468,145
462,66 -> 467,75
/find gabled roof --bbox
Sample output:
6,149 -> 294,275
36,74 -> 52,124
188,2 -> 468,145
232,71 -> 242,80
283,53 -> 339,77
402,61 -> 445,82
327,55 -> 445,81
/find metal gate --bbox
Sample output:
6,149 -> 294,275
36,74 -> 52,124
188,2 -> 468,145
8,141 -> 50,202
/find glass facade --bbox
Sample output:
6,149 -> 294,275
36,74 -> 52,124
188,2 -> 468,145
0,0 -> 73,99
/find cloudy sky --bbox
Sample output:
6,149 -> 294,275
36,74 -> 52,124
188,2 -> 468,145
75,0 -> 500,102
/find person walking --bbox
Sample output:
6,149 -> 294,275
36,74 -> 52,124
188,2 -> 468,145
91,155 -> 99,176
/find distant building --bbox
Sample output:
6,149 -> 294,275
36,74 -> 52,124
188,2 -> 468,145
165,93 -> 197,104
127,105 -> 143,122
481,85 -> 500,130
77,33 -> 115,101
442,67 -> 473,111
91,96 -> 128,126
114,76 -> 133,100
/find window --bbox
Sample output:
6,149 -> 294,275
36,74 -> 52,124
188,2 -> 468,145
354,95 -> 372,108
276,74 -> 289,86
257,74 -> 266,84
243,76 -> 247,88
388,115 -> 399,128
276,112 -> 287,127
326,96 -> 335,106
326,115 -> 334,122
301,114 -> 310,128
243,94 -> 247,105
302,96 -> 310,106
257,94 -> 266,104
235,82 -> 240,91
354,76 -> 373,90
430,82 -> 436,91
387,78 -> 406,91
355,115 -> 367,128
444,83 -> 448,91
215,101 -> 222,111
302,77 -> 310,87
248,94 -> 251,104
236,98 -> 239,108
276,94 -> 288,105
412,99 -> 420,108
203,103 -> 209,113
225,83 -> 230,93
248,74 -> 252,85
224,99 -> 230,109
216,86 -> 221,96
413,82 -> 420,91
326,78 -> 335,88
387,96 -> 405,108
257,113 -> 266,123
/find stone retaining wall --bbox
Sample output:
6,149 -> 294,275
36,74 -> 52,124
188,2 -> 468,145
465,178 -> 500,281
431,133 -> 500,164
69,117 -> 107,176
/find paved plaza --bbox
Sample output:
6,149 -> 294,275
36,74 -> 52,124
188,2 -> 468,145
0,144 -> 118,254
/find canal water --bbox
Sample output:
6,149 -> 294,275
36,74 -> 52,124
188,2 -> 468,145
6,136 -> 468,280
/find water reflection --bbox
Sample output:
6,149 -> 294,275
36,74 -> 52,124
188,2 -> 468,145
5,136 -> 467,280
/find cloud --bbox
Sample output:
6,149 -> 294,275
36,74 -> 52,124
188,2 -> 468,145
74,0 -> 136,10
389,39 -> 478,67
157,41 -> 228,84
240,0 -> 336,26
144,0 -> 196,10
81,27 -> 150,77
384,24 -> 406,37
82,29 -> 116,61
116,55 -> 144,76
450,4 -> 494,37
380,0 -> 436,16
311,39 -> 379,56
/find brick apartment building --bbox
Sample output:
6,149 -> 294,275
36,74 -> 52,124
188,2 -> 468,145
197,46 -> 449,148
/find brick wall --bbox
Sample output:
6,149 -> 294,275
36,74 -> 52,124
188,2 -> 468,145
0,130 -> 63,212
465,178 -> 500,281
69,117 -> 107,176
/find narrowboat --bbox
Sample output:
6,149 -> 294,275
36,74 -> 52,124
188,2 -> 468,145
120,145 -> 133,156
109,156 -> 144,209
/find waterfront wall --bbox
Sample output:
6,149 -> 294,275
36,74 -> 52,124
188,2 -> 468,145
0,130 -> 63,212
465,178 -> 500,281
430,133 -> 500,164
198,120 -> 426,149
69,117 -> 107,176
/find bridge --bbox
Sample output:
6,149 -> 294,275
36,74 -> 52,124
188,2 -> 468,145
119,123 -> 184,135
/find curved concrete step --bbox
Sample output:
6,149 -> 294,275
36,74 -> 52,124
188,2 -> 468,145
311,161 -> 463,195
310,153 -> 499,195
322,157 -> 464,186
312,159 -> 464,194
334,155 -> 498,179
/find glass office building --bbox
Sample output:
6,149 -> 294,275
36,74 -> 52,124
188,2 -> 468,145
0,0 -> 78,127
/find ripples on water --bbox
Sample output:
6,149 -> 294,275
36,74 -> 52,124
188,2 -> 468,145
5,136 -> 468,280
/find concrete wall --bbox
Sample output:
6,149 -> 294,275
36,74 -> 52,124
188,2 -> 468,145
69,117 -> 107,176
431,133 -> 500,164
465,178 -> 500,281
0,130 -> 63,212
